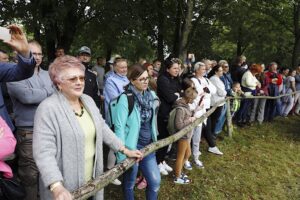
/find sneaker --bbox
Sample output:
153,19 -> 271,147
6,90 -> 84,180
184,161 -> 193,170
208,146 -> 223,155
137,177 -> 147,190
174,176 -> 191,184
181,173 -> 188,178
111,178 -> 122,185
194,159 -> 204,169
162,161 -> 173,172
158,163 -> 168,175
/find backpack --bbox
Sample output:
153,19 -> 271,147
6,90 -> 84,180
167,106 -> 185,135
108,90 -> 134,131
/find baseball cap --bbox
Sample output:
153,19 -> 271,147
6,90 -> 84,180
78,46 -> 91,55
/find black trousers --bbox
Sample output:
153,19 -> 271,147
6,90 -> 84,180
202,111 -> 216,147
156,117 -> 169,163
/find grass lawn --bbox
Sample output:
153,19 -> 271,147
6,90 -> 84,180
105,116 -> 300,200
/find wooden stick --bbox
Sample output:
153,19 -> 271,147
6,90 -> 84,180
72,90 -> 300,199
72,100 -> 224,199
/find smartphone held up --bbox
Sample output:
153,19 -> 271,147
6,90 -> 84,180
0,27 -> 11,42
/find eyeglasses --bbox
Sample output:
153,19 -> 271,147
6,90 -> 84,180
63,75 -> 85,83
32,52 -> 43,57
136,76 -> 150,83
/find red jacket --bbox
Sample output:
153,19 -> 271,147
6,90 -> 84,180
265,71 -> 283,85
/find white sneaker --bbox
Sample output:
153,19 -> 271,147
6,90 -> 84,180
111,178 -> 122,185
174,176 -> 191,184
158,163 -> 168,175
194,159 -> 204,168
184,161 -> 193,170
162,161 -> 173,172
208,146 -> 223,155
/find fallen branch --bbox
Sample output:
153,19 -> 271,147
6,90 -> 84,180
72,90 -> 300,199
72,100 -> 225,199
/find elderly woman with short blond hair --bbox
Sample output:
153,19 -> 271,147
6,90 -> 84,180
33,55 -> 142,200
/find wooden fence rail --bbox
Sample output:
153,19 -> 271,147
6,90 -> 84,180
72,90 -> 300,199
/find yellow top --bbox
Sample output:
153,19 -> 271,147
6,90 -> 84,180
76,107 -> 96,182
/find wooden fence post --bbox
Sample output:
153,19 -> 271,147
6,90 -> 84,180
226,98 -> 233,137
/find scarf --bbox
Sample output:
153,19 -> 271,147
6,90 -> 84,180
128,84 -> 153,122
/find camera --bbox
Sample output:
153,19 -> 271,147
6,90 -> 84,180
203,87 -> 210,94
270,73 -> 278,79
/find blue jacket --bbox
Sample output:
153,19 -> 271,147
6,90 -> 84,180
103,72 -> 129,119
220,72 -> 233,96
0,54 -> 36,131
114,90 -> 159,162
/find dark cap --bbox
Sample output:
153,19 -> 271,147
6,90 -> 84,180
78,46 -> 91,55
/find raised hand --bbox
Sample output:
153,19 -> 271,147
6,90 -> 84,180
3,25 -> 30,58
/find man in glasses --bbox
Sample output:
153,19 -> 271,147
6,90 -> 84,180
78,46 -> 101,108
7,40 -> 54,200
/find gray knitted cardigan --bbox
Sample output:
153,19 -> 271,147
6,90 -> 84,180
33,91 -> 123,200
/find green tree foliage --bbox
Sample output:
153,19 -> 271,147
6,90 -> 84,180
1,0 -> 300,67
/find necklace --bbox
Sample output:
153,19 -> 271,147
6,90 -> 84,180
74,105 -> 84,117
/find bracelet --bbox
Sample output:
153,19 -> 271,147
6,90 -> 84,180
49,181 -> 62,192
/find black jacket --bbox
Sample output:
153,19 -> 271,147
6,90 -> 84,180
84,68 -> 101,108
231,65 -> 246,83
157,72 -> 181,120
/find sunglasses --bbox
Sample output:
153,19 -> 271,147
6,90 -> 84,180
63,75 -> 85,83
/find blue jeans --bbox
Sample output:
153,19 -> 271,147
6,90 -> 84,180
214,104 -> 227,134
123,152 -> 161,200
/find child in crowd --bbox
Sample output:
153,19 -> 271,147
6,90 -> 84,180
230,82 -> 245,117
173,78 -> 198,184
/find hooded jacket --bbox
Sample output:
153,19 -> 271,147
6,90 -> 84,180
173,99 -> 193,140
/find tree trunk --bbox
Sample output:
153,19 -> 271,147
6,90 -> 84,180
292,2 -> 300,67
236,26 -> 243,56
45,33 -> 56,64
292,36 -> 300,67
156,0 -> 165,61
105,47 -> 112,61
178,0 -> 194,61
173,1 -> 182,58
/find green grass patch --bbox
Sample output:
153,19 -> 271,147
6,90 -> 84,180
105,116 -> 300,200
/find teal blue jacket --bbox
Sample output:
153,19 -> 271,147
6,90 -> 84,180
114,90 -> 159,162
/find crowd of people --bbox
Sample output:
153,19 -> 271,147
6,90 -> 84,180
0,25 -> 300,200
